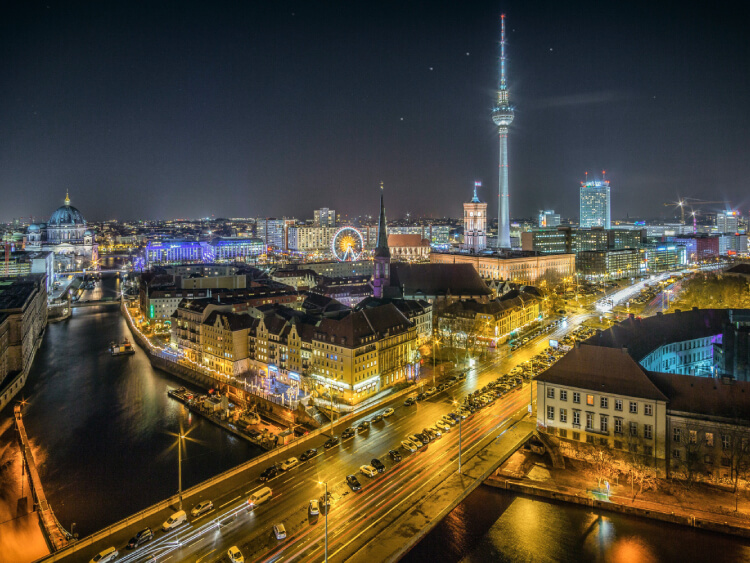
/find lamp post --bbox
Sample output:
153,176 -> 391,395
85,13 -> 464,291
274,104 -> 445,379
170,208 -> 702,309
453,401 -> 462,473
321,481 -> 329,562
432,337 -> 440,385
177,432 -> 185,510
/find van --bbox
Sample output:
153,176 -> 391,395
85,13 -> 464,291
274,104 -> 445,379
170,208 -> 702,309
162,509 -> 187,531
248,486 -> 272,506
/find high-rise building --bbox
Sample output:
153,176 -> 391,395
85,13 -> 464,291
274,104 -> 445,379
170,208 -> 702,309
463,182 -> 487,253
254,218 -> 294,250
579,179 -> 611,229
716,211 -> 740,234
538,210 -> 561,228
491,14 -> 514,249
314,208 -> 336,228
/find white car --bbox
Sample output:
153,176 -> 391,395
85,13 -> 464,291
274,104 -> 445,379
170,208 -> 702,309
90,547 -> 118,563
279,457 -> 299,471
190,500 -> 214,517
360,464 -> 377,478
309,499 -> 320,515
273,523 -> 287,540
401,439 -> 417,452
436,420 -> 450,431
383,407 -> 395,417
427,386 -> 437,395
227,546 -> 244,562
428,426 -> 442,437
407,434 -> 424,447
441,416 -> 457,427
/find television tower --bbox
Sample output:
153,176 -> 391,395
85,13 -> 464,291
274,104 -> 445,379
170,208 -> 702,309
491,14 -> 514,249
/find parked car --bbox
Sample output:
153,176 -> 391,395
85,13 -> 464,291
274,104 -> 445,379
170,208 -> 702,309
383,407 -> 395,417
360,464 -> 377,478
404,397 -> 416,406
259,466 -> 279,481
342,427 -> 356,439
190,500 -> 214,517
427,426 -> 442,438
389,449 -> 402,461
89,547 -> 118,563
370,414 -> 384,423
401,439 -> 417,452
407,434 -> 424,447
427,386 -> 437,395
371,458 -> 386,473
227,546 -> 244,563
127,527 -> 153,549
273,523 -> 287,540
436,420 -> 450,431
357,421 -> 370,432
346,474 -> 362,491
324,436 -> 340,449
300,448 -> 318,461
309,499 -> 320,515
279,457 -> 299,471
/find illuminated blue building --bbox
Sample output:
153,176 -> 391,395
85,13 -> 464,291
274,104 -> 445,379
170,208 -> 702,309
146,241 -> 211,266
210,237 -> 264,260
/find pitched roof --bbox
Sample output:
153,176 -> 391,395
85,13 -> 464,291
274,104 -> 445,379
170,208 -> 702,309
387,234 -> 430,247
374,188 -> 390,258
648,372 -> 750,421
390,263 -> 492,297
536,344 -> 668,402
203,311 -> 256,332
315,303 -> 411,348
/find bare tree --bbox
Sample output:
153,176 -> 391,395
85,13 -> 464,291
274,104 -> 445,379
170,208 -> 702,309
724,427 -> 750,505
673,424 -> 706,488
624,434 -> 658,499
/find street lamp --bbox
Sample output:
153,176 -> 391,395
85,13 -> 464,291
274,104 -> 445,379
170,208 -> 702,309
432,337 -> 441,385
318,481 -> 328,562
177,432 -> 185,510
453,401 -> 462,473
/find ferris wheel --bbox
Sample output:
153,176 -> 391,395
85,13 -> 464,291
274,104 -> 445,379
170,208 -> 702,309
331,227 -> 365,262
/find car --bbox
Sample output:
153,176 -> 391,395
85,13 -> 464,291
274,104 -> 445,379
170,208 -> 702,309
427,386 -> 437,395
324,436 -> 340,448
321,492 -> 332,507
370,414 -> 384,423
428,426 -> 442,438
371,458 -> 386,472
273,523 -> 287,540
357,421 -> 370,432
404,397 -> 416,406
389,449 -> 402,461
416,432 -> 431,444
407,434 -> 424,447
401,439 -> 417,452
89,547 -> 118,563
342,427 -> 356,439
360,464 -> 377,478
416,393 -> 426,401
259,465 -> 279,481
346,474 -> 362,491
127,527 -> 153,549
279,457 -> 299,471
442,415 -> 457,426
436,420 -> 450,431
190,500 -> 214,517
383,407 -> 395,417
423,428 -> 437,439
309,499 -> 320,515
227,546 -> 244,562
300,448 -> 318,461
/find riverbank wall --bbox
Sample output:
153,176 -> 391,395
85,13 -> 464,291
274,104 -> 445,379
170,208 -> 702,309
484,476 -> 750,540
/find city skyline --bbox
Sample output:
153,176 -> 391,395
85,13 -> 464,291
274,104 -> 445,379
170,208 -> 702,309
1,1 -> 749,223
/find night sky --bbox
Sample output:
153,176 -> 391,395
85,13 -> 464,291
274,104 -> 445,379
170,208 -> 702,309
1,1 -> 748,223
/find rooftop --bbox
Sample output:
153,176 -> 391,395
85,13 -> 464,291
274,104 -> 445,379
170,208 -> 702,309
649,372 -> 750,421
390,263 -> 492,298
536,344 -> 668,402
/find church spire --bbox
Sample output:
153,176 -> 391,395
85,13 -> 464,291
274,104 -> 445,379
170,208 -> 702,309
64,191 -> 70,206
374,182 -> 390,258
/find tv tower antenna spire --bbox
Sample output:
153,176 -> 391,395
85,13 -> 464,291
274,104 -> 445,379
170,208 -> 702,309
492,14 -> 514,249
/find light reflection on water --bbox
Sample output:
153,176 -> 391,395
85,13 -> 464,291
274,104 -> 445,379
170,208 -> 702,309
407,486 -> 750,563
0,275 -> 263,537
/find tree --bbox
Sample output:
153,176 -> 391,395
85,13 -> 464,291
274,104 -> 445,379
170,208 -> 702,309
672,424 -> 706,488
624,434 -> 658,499
724,427 -> 750,505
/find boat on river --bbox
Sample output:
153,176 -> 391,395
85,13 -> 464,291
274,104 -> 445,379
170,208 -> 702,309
110,338 -> 135,356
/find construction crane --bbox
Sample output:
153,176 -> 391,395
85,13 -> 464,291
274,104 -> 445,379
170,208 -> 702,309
663,198 -> 733,224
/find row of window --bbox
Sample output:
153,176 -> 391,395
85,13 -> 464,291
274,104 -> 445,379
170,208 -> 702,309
556,429 -> 654,456
546,406 -> 653,438
672,428 -> 733,449
546,388 -> 652,415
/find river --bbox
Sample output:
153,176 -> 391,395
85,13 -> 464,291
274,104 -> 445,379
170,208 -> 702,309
0,274 -> 263,538
406,485 -> 750,563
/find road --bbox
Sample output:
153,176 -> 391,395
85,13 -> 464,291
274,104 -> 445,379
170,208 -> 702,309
66,312 -> 590,563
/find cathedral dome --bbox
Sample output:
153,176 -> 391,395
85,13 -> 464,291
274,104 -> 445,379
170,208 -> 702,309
48,192 -> 86,226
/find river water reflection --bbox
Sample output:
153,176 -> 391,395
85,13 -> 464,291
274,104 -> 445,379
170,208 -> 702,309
0,275 -> 262,537
407,485 -> 750,563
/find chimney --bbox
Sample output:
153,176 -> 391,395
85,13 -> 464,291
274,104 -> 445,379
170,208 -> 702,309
622,346 -> 628,355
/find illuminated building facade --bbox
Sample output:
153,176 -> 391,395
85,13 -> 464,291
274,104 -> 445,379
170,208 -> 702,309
579,180 -> 611,229
538,210 -> 561,228
716,211 -> 740,234
430,251 -> 575,285
462,182 -> 488,253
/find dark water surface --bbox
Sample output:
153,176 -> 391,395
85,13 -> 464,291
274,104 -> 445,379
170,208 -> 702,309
0,275 -> 262,537
406,485 -> 750,563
